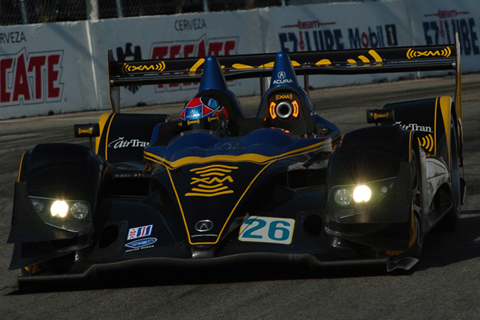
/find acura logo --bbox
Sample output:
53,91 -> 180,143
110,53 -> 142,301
195,220 -> 214,232
278,71 -> 286,79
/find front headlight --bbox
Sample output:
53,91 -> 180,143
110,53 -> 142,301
352,185 -> 372,203
50,200 -> 69,218
330,178 -> 396,219
333,185 -> 372,207
30,197 -> 92,231
334,188 -> 353,206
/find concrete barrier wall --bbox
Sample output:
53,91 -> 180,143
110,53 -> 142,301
0,0 -> 479,119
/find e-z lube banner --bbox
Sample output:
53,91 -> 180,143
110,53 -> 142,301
408,0 -> 480,73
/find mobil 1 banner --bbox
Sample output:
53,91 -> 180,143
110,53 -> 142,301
261,1 -> 413,88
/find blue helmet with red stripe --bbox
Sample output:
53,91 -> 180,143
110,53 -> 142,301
179,97 -> 229,135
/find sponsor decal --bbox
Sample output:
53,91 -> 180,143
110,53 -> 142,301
108,137 -> 149,149
125,237 -> 157,250
185,164 -> 237,197
418,134 -> 435,153
75,124 -> 99,137
0,48 -> 63,106
272,71 -> 293,84
422,9 -> 480,56
276,93 -> 293,100
273,79 -> 293,85
185,106 -> 202,120
78,127 -> 93,135
122,61 -> 165,73
195,220 -> 214,232
127,224 -> 153,240
395,121 -> 432,133
373,112 -> 389,120
406,47 -> 451,59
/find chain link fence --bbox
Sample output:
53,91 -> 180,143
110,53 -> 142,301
0,0 -> 291,26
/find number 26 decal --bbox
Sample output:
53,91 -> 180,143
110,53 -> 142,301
239,216 -> 295,245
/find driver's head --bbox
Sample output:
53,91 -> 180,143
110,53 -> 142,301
178,97 -> 229,136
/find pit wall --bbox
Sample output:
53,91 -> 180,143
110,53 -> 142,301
0,0 -> 478,119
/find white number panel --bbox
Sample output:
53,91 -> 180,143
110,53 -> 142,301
238,216 -> 295,245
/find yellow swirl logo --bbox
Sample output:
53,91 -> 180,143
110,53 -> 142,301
406,47 -> 451,59
185,164 -> 238,197
417,134 -> 434,153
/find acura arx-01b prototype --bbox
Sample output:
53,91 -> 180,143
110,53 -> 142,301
7,37 -> 465,287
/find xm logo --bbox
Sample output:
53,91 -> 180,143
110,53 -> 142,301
185,164 -> 237,197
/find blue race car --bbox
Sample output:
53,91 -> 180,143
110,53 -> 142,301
8,39 -> 465,287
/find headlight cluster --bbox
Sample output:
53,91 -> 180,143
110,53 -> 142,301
331,178 -> 396,210
30,197 -> 91,222
334,185 -> 373,207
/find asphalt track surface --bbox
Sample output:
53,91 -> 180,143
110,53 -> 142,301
1,74 -> 480,319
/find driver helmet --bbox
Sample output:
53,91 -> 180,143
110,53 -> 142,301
178,97 -> 229,136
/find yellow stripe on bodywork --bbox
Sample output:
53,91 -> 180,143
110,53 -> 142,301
148,139 -> 330,245
17,151 -> 26,182
145,140 -> 330,169
439,96 -> 452,160
408,131 -> 412,162
166,162 -> 272,245
95,113 -> 116,159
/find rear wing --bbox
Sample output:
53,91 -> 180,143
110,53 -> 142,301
108,34 -> 461,115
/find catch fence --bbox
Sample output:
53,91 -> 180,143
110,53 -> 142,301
0,0 -> 367,26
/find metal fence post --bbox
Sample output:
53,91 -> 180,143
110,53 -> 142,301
20,0 -> 28,24
116,0 -> 124,17
86,0 -> 99,20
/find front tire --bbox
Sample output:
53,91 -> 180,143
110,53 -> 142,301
435,119 -> 461,232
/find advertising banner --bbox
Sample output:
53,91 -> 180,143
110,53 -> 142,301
0,22 -> 94,119
407,0 -> 480,73
260,2 -> 415,88
0,0 -> 479,120
89,10 -> 263,110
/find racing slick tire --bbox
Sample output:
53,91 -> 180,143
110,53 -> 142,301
407,148 -> 424,257
434,119 -> 461,232
387,139 -> 424,270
